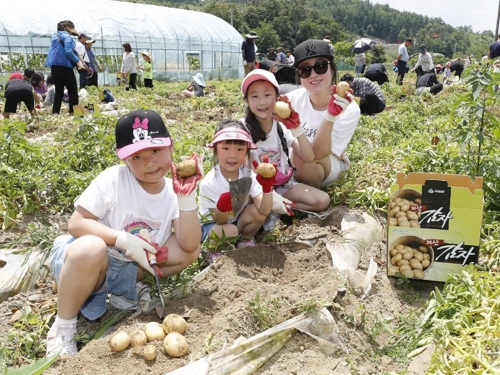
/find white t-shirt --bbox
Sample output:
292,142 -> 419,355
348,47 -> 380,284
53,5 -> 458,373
354,53 -> 366,67
286,87 -> 361,161
246,120 -> 294,174
121,52 -> 137,74
287,55 -> 295,65
199,166 -> 262,223
75,41 -> 89,63
74,165 -> 179,261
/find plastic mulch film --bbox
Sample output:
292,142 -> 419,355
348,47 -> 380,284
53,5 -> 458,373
325,212 -> 383,297
166,307 -> 342,375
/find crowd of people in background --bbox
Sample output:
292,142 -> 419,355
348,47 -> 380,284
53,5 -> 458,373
2,21 -> 499,120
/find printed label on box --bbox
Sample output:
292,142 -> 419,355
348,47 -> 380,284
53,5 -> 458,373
387,173 -> 483,282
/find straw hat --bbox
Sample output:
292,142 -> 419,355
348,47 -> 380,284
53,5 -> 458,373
140,51 -> 151,59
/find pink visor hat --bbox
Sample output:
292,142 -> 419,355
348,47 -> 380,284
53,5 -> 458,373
208,127 -> 258,149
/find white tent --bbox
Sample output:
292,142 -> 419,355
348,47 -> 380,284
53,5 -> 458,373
0,0 -> 244,83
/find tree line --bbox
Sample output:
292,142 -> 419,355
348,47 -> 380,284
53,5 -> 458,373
124,0 -> 494,60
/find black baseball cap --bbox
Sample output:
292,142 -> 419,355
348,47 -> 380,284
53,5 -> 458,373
293,39 -> 333,68
115,110 -> 172,159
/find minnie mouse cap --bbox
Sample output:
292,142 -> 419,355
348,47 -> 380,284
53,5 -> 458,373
115,110 -> 172,159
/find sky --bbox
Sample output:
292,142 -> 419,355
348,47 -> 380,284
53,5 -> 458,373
372,0 -> 499,34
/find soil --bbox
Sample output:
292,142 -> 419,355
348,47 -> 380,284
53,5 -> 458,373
0,207 -> 438,375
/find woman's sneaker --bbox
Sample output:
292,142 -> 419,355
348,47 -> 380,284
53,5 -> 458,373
46,320 -> 78,356
109,282 -> 151,311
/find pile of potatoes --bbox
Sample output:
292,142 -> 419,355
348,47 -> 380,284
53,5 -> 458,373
387,242 -> 432,279
388,195 -> 422,228
109,313 -> 189,360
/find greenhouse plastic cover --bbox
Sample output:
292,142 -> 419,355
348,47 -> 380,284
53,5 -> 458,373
0,0 -> 243,47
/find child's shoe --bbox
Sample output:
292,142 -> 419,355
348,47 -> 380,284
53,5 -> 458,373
46,318 -> 78,356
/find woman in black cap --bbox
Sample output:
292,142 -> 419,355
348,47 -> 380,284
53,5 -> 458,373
45,20 -> 84,114
286,39 -> 360,189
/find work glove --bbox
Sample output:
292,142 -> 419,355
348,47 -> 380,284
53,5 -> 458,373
324,85 -> 353,122
252,155 -> 277,193
243,60 -> 248,66
171,153 -> 203,211
115,231 -> 157,274
76,61 -> 85,70
216,192 -> 233,213
271,191 -> 295,216
273,95 -> 303,138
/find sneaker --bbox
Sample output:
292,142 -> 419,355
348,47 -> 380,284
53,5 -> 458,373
109,282 -> 151,311
263,212 -> 280,231
237,238 -> 256,248
46,320 -> 78,356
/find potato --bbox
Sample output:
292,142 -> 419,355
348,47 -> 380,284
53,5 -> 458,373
336,81 -> 350,97
144,322 -> 166,342
110,331 -> 130,352
143,344 -> 157,361
401,269 -> 414,278
256,163 -> 276,178
274,101 -> 291,119
176,160 -> 197,178
163,314 -> 187,335
413,270 -> 425,279
130,329 -> 148,347
164,332 -> 189,357
388,266 -> 400,276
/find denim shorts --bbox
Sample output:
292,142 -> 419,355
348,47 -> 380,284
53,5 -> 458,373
200,220 -> 239,243
50,235 -> 139,321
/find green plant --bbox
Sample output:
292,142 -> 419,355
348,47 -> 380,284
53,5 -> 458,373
187,56 -> 201,71
247,293 -> 282,330
0,306 -> 54,369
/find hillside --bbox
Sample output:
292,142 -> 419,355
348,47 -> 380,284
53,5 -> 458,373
119,0 -> 494,59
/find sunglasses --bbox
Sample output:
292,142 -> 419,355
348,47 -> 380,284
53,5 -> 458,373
296,60 -> 330,78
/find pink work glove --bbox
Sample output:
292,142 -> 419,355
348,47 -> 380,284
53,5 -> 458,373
171,153 -> 203,211
252,155 -> 277,194
216,192 -> 233,213
324,85 -> 353,122
273,95 -> 302,137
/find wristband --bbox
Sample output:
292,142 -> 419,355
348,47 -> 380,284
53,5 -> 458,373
290,126 -> 304,138
177,190 -> 197,211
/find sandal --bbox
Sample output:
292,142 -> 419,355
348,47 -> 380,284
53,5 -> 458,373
237,238 -> 256,248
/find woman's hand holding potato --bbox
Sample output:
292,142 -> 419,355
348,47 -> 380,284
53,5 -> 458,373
324,82 -> 353,122
273,95 -> 303,138
252,155 -> 277,193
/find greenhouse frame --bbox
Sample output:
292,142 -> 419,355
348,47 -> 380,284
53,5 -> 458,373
0,0 -> 244,86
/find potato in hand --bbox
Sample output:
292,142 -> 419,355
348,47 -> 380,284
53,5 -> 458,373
274,101 -> 291,119
176,159 -> 197,178
336,81 -> 350,97
256,163 -> 276,178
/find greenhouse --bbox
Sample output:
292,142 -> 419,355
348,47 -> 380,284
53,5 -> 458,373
0,0 -> 244,85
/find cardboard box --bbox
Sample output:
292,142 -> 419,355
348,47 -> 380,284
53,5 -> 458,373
387,173 -> 483,282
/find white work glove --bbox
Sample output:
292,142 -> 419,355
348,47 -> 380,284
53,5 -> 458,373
271,191 -> 295,216
76,61 -> 85,70
243,60 -> 248,66
114,231 -> 156,274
